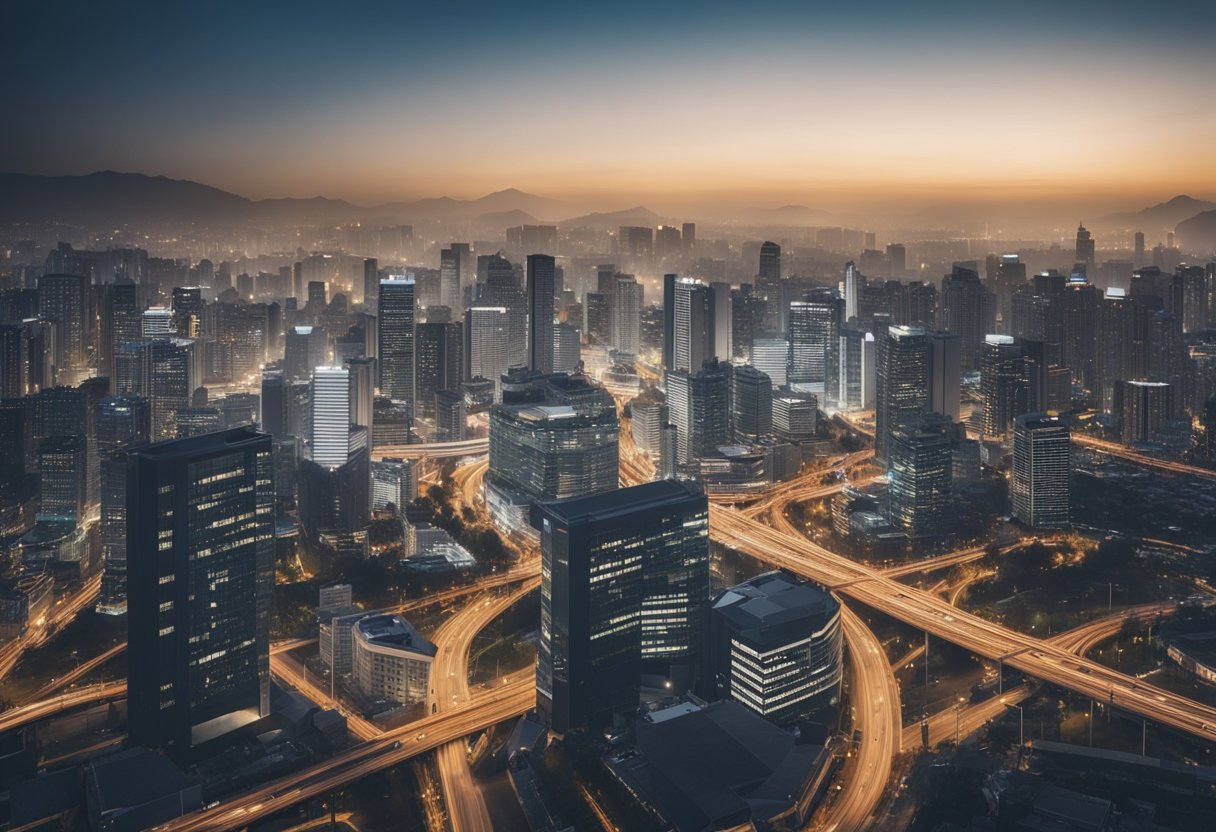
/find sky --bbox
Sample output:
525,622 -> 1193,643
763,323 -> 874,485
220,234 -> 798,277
4,1 -> 1215,212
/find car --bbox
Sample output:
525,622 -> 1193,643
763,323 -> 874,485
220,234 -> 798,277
392,740 -> 402,750
417,732 -> 427,740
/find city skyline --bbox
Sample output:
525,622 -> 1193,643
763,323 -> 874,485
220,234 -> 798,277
4,1 -> 1215,215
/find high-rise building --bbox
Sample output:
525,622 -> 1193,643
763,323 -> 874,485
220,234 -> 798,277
730,365 -> 773,440
533,479 -> 709,733
843,261 -> 860,322
553,322 -> 581,373
611,276 -> 643,357
127,428 -> 273,762
362,258 -> 379,308
129,338 -> 197,442
311,366 -> 351,467
756,241 -> 782,330
377,277 -> 416,414
141,306 -> 173,339
886,243 -> 907,278
834,328 -> 875,412
927,332 -> 961,421
1075,223 -> 1095,265
663,276 -> 714,373
347,356 -> 376,432
440,247 -> 462,312
939,264 -> 995,373
875,324 -> 930,462
666,359 -> 730,468
38,274 -> 89,378
371,457 -> 417,513
415,321 -> 462,421
96,395 -> 151,615
980,335 -> 1026,439
1011,413 -> 1070,528
101,282 -> 141,382
434,389 -> 465,442
1121,380 -> 1171,446
787,290 -> 840,388
464,307 -> 511,390
887,415 -> 953,540
707,570 -> 842,724
351,614 -> 435,705
284,326 -> 327,382
527,254 -> 556,374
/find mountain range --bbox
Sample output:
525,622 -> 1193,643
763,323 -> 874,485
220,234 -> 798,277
1099,195 -> 1216,229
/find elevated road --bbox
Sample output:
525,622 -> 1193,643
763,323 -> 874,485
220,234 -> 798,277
1074,435 -> 1216,480
371,438 -> 488,461
0,574 -> 101,682
0,682 -> 127,735
710,504 -> 1216,743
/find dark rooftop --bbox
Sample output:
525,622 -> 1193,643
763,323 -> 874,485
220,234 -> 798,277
533,479 -> 704,527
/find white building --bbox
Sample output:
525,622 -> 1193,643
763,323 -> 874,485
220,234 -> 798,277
311,366 -> 350,467
351,614 -> 436,705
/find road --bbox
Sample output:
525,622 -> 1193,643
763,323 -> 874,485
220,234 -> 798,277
1074,435 -> 1216,480
709,504 -> 1216,743
0,574 -> 101,682
371,438 -> 489,461
427,582 -> 540,832
0,681 -> 127,735
18,641 -> 126,705
269,649 -> 383,741
905,601 -> 1177,749
155,679 -> 535,832
816,605 -> 902,832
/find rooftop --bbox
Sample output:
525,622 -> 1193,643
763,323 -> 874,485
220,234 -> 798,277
712,570 -> 838,630
533,479 -> 704,527
355,614 -> 437,657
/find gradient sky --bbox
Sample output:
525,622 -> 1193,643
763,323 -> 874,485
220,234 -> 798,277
4,1 -> 1214,210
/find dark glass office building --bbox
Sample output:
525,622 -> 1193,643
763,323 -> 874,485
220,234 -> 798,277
532,479 -> 709,733
126,427 -> 274,762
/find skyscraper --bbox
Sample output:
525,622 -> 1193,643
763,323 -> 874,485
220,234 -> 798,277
38,273 -> 89,379
730,365 -> 773,440
362,257 -> 379,308
666,359 -> 730,468
612,275 -> 643,357
96,395 -> 151,615
1075,223 -> 1095,265
980,335 -> 1026,439
834,328 -> 876,412
663,276 -> 714,373
1011,413 -> 1070,528
887,415 -> 953,540
927,332 -> 961,422
440,247 -> 462,312
787,290 -> 840,388
939,264 -> 995,373
284,325 -> 327,382
311,366 -> 351,467
127,428 -> 274,762
1121,380 -> 1171,446
464,306 -> 511,389
527,254 -> 556,373
377,277 -> 416,414
533,479 -> 709,733
875,324 -> 930,462
415,321 -> 462,421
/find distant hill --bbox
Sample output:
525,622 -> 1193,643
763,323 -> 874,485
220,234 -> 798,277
559,206 -> 664,227
1102,195 -> 1216,229
0,171 -> 574,226
742,204 -> 831,224
1175,210 -> 1216,253
475,209 -> 538,227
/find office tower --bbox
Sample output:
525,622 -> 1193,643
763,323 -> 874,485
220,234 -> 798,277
464,306 -> 511,388
751,337 -> 788,387
434,389 -> 466,442
347,356 -> 375,431
980,335 -> 1027,439
757,240 -> 781,303
927,332 -> 961,421
38,274 -> 89,378
772,392 -> 818,440
363,258 -> 379,308
306,280 -> 327,310
655,224 -> 682,256
939,264 -> 995,373
1011,413 -> 1070,528
1075,223 -> 1095,265
533,479 -> 709,732
141,306 -> 173,339
0,324 -> 28,398
1018,337 -> 1049,415
663,276 -> 714,373
1121,380 -> 1171,446
476,254 -> 527,368
415,321 -> 462,421
377,277 -> 416,414
284,325 -> 326,382
526,254 -> 556,373
95,395 -> 151,615
440,247 -> 462,312
887,243 -> 907,278
1134,232 -> 1145,267
488,390 -> 619,506
612,275 -> 643,357
887,415 -> 953,540
128,338 -> 196,442
214,303 -> 268,382
36,435 -> 86,525
371,457 -> 417,513
707,570 -> 842,724
682,222 -> 696,249
787,290 -> 840,388
127,428 -> 273,762
730,365 -> 773,440
630,399 -> 669,457
1174,265 -> 1206,334
260,374 -> 285,439
1063,280 -> 1101,398
553,322 -> 581,373
311,366 -> 351,467
875,324 -> 930,462
835,328 -> 875,412
994,255 -> 1027,333
101,282 -> 140,381
666,359 -> 730,468
219,393 -> 258,430
843,261 -> 860,322
617,226 -> 654,257
170,287 -> 204,338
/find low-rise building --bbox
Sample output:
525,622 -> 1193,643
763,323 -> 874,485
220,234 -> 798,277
351,614 -> 436,705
